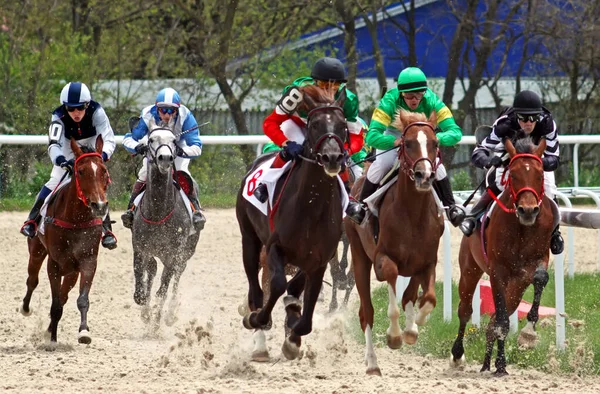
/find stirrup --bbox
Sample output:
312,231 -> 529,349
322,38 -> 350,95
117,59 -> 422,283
101,231 -> 118,250
346,202 -> 366,225
550,231 -> 564,255
459,218 -> 476,237
447,205 -> 466,227
253,183 -> 268,203
20,220 -> 38,238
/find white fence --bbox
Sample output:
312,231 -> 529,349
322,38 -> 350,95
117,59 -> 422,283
3,133 -> 600,350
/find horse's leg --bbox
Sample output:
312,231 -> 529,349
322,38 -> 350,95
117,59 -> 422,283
164,261 -> 187,327
133,250 -> 147,305
339,231 -> 350,283
374,254 -> 402,350
342,261 -> 355,308
345,222 -> 380,376
283,270 -> 306,334
400,277 -> 420,345
242,234 -> 263,314
450,252 -> 483,367
282,265 -> 326,360
244,244 -> 287,330
21,238 -> 47,316
46,258 -> 63,344
59,272 -> 80,306
518,265 -> 549,349
328,251 -> 340,313
76,259 -> 97,344
154,263 -> 175,323
482,272 -> 510,374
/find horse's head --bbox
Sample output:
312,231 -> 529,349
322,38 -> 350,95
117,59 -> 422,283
504,137 -> 546,225
392,109 -> 439,191
70,135 -> 110,217
147,116 -> 177,174
299,85 -> 348,177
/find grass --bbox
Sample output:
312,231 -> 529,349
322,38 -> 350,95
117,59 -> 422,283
352,271 -> 600,376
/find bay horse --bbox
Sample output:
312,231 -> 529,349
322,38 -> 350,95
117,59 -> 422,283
131,117 -> 200,325
345,109 -> 444,376
21,136 -> 110,345
236,84 -> 348,361
450,137 -> 552,375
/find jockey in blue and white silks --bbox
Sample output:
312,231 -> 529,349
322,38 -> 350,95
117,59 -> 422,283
121,87 -> 206,231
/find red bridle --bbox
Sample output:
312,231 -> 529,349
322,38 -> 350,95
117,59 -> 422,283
488,153 -> 544,214
397,121 -> 440,179
74,152 -> 111,206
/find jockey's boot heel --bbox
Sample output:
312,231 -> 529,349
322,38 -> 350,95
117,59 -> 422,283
550,226 -> 564,255
101,213 -> 117,250
253,183 -> 268,203
348,178 -> 379,225
193,211 -> 206,231
345,200 -> 365,224
459,218 -> 477,236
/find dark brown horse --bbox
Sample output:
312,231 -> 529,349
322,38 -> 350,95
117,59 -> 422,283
345,109 -> 444,375
451,137 -> 552,375
236,85 -> 348,361
21,136 -> 110,345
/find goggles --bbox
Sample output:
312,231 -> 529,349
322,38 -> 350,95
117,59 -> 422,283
158,107 -> 178,115
516,113 -> 541,123
402,92 -> 425,101
65,102 -> 89,112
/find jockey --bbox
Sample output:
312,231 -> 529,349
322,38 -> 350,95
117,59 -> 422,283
457,90 -> 564,254
349,66 -> 463,225
19,82 -> 118,249
121,87 -> 206,232
251,57 -> 364,218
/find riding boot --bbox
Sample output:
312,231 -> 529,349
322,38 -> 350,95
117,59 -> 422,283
434,176 -> 464,227
101,212 -> 118,250
458,191 -> 494,237
253,151 -> 289,203
550,225 -> 564,255
20,186 -> 51,238
347,178 -> 378,224
189,193 -> 206,232
121,180 -> 145,229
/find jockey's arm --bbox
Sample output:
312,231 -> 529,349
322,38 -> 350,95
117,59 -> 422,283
122,117 -> 148,154
92,107 -> 116,161
263,106 -> 291,147
541,117 -> 560,171
342,89 -> 363,155
431,94 -> 462,147
365,90 -> 398,150
176,112 -> 202,158
47,117 -> 68,166
471,121 -> 508,169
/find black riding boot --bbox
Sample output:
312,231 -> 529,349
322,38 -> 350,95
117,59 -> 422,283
344,180 -> 363,221
550,225 -> 564,255
20,194 -> 47,238
189,194 -> 206,231
458,191 -> 494,236
101,213 -> 117,250
434,176 -> 464,227
347,178 -> 378,224
121,181 -> 145,229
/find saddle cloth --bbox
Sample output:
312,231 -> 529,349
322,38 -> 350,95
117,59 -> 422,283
241,156 -> 349,217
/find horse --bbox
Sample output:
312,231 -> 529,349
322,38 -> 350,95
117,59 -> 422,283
345,109 -> 444,376
450,137 -> 553,375
130,117 -> 201,325
236,84 -> 348,361
20,136 -> 110,345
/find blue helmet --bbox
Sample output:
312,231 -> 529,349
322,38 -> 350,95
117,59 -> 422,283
60,82 -> 91,107
155,88 -> 181,108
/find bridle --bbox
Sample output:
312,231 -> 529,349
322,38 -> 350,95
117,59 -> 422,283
74,152 -> 110,206
146,127 -> 176,166
300,105 -> 348,166
397,121 -> 440,180
489,153 -> 544,214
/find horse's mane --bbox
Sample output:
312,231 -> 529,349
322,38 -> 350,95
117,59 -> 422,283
514,136 -> 535,154
391,110 -> 429,131
80,146 -> 96,154
301,85 -> 335,105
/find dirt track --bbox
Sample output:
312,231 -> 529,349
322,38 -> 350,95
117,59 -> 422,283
1,209 -> 599,393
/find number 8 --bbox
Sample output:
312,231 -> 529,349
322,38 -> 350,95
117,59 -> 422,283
280,88 -> 303,113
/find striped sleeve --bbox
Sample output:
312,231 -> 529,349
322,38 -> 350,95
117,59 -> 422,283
543,119 -> 559,158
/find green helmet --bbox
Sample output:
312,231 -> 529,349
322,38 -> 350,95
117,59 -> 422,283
397,67 -> 427,92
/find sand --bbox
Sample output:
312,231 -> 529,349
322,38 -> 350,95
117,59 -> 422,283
1,209 -> 599,393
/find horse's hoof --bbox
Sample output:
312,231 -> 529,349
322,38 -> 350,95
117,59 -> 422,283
493,369 -> 508,377
164,313 -> 177,327
386,334 -> 403,349
402,330 -> 418,345
133,292 -> 147,306
366,367 -> 382,376
281,338 -> 300,360
78,330 -> 92,344
242,313 -> 254,330
238,303 -> 249,317
140,306 -> 151,323
251,350 -> 270,362
450,354 -> 466,368
518,327 -> 539,349
19,305 -> 32,317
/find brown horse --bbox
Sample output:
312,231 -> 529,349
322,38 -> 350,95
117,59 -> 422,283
345,109 -> 444,376
236,85 -> 348,361
450,137 -> 552,375
20,136 -> 110,345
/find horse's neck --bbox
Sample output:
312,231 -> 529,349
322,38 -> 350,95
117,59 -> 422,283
289,162 -> 340,213
392,172 -> 434,216
144,166 -> 177,214
51,182 -> 91,220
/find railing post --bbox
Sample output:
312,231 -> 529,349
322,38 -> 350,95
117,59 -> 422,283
573,143 -> 580,188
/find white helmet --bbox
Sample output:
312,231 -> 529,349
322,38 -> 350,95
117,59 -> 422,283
60,82 -> 91,107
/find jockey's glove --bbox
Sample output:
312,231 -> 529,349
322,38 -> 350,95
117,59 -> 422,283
59,158 -> 75,175
175,145 -> 185,157
485,156 -> 503,169
282,141 -> 303,160
134,144 -> 148,156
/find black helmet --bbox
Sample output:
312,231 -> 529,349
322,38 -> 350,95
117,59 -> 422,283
311,57 -> 347,83
513,90 -> 543,114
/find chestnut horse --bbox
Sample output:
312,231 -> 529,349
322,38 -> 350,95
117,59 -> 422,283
345,109 -> 444,376
236,85 -> 347,361
451,137 -> 552,375
21,136 -> 110,345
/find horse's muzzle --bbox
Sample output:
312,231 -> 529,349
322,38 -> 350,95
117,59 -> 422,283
318,152 -> 345,177
413,168 -> 434,192
516,205 -> 540,225
89,201 -> 108,218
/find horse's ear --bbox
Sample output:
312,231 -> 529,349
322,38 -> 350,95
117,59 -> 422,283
428,110 -> 438,128
70,138 -> 83,158
534,138 -> 547,158
148,115 -> 156,130
505,138 -> 517,158
334,87 -> 347,108
391,109 -> 408,132
95,134 -> 104,154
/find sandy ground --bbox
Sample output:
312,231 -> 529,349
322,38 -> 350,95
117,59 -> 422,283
1,209 -> 600,393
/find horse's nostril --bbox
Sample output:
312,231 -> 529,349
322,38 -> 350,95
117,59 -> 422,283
532,206 -> 540,215
517,206 -> 526,216
414,171 -> 424,180
158,154 -> 173,162
321,155 -> 330,163
336,154 -> 344,163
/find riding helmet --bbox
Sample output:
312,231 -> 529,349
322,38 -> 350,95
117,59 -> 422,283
60,82 -> 91,107
512,90 -> 543,114
155,87 -> 181,108
397,67 -> 428,92
311,57 -> 347,83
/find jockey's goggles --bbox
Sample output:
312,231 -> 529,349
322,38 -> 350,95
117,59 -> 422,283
316,80 -> 342,89
65,102 -> 89,112
158,107 -> 178,115
402,92 -> 425,101
516,113 -> 541,123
